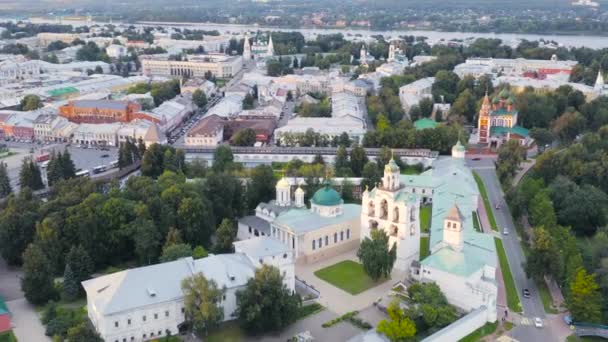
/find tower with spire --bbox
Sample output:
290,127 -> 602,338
595,69 -> 605,94
243,32 -> 252,60
477,92 -> 491,144
360,44 -> 368,66
388,43 -> 396,62
267,34 -> 274,57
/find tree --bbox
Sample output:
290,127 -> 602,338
525,227 -> 562,281
357,230 -> 396,281
214,219 -> 236,253
61,149 -> 76,179
62,263 -> 80,301
569,268 -> 603,323
47,151 -> 65,186
495,140 -> 525,185
362,161 -> 381,190
451,89 -> 477,123
334,145 -> 349,173
160,243 -> 192,262
193,246 -> 208,259
529,127 -> 554,152
235,265 -> 301,333
349,143 -> 368,177
246,165 -> 276,210
64,245 -> 94,297
528,191 -> 557,228
132,216 -> 160,265
242,93 -> 255,110
552,109 -> 586,143
21,243 -> 56,305
0,189 -> 40,265
212,145 -> 234,172
0,162 -> 12,197
181,273 -> 225,336
20,94 -> 43,111
192,89 -> 208,108
232,128 -> 257,146
66,322 -> 103,342
377,300 -> 417,342
19,158 -> 44,190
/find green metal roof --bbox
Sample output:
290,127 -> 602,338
414,118 -> 438,130
490,108 -> 518,116
47,87 -> 79,97
311,181 -> 342,206
490,125 -> 529,137
273,204 -> 361,234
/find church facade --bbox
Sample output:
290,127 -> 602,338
476,89 -> 530,147
243,32 -> 274,60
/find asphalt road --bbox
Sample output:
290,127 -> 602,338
467,157 -> 557,341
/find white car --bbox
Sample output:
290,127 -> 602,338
534,317 -> 543,328
503,228 -> 509,235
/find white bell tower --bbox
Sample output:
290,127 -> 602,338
443,204 -> 464,251
243,33 -> 252,60
388,43 -> 396,62
276,177 -> 291,206
294,186 -> 305,208
382,157 -> 401,191
360,44 -> 368,66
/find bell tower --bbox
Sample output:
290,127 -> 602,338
383,155 -> 401,191
478,92 -> 491,144
276,177 -> 291,207
443,204 -> 464,251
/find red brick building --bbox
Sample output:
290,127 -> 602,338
59,100 -> 159,124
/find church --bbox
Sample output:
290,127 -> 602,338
240,177 -> 362,264
476,89 -> 530,147
243,32 -> 274,60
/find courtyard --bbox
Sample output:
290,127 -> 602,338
314,260 -> 387,295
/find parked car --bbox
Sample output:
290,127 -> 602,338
503,228 -> 509,235
534,317 -> 543,328
523,288 -> 531,298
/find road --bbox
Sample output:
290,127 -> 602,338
467,157 -> 557,341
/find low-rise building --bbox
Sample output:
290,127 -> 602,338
454,56 -> 578,79
185,114 -> 224,146
59,100 -> 158,124
399,77 -> 435,114
106,44 -> 128,59
180,78 -> 217,97
82,237 -> 294,342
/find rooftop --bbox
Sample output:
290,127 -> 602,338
273,204 -> 361,234
233,236 -> 290,259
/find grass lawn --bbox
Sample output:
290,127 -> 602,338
207,321 -> 245,342
504,321 -> 514,331
537,279 -> 558,314
295,303 -> 325,320
566,335 -> 608,342
420,205 -> 432,232
0,331 -> 16,342
0,151 -> 16,159
472,212 -> 481,232
458,322 -> 498,342
473,172 -> 498,231
420,236 -> 430,260
314,260 -> 385,295
401,166 -> 421,175
495,238 -> 522,313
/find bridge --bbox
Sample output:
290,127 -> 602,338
182,146 -> 440,167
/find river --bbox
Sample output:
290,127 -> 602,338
25,17 -> 608,49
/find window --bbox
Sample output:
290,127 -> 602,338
131,338 -> 134,341
143,334 -> 146,339
142,315 -> 146,322
312,240 -> 316,250
447,222 -> 451,228
248,226 -> 252,233
165,311 -> 169,317
283,253 -> 287,259
154,313 -> 158,319
158,331 -> 162,336
151,332 -> 155,337
325,236 -> 328,246
115,321 -> 119,328
181,307 -> 185,314
222,295 -> 226,300
318,238 -> 322,248
334,233 -> 337,243
123,339 -> 126,342
340,231 -> 344,241
347,229 -> 350,239
127,318 -> 131,325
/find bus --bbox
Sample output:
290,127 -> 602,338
109,160 -> 119,169
75,170 -> 90,178
36,153 -> 50,163
92,165 -> 107,174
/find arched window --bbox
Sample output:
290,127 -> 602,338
447,222 -> 451,228
368,201 -> 375,217
393,207 -> 399,223
340,231 -> 344,241
380,199 -> 388,220
347,229 -> 351,239
318,237 -> 323,248
325,236 -> 329,246
312,240 -> 316,250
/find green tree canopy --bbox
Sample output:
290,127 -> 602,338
181,273 -> 225,336
357,229 -> 396,281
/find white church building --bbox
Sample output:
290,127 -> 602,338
82,237 -> 294,342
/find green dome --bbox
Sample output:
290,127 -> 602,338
492,97 -> 500,104
505,97 -> 514,105
499,89 -> 510,99
312,181 -> 342,206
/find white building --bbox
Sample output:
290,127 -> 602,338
184,114 -> 224,146
141,54 -> 243,78
360,158 -> 422,270
399,77 -> 435,114
454,56 -> 578,79
149,94 -> 195,132
82,237 -> 294,342
106,44 -> 128,59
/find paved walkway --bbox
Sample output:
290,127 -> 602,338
512,160 -> 536,186
296,250 -> 405,315
6,298 -> 51,342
